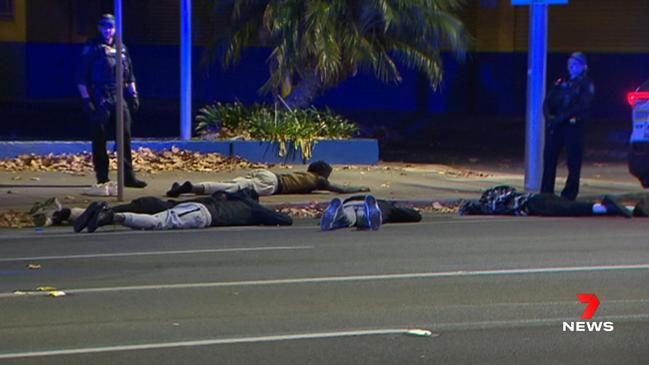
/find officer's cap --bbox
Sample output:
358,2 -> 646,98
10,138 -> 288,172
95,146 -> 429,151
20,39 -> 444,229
98,14 -> 115,27
569,52 -> 587,66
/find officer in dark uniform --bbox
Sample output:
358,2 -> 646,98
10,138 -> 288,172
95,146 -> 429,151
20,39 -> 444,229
540,52 -> 594,200
77,14 -> 146,188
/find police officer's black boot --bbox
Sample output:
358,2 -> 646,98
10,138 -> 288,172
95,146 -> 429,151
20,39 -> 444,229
125,174 -> 147,188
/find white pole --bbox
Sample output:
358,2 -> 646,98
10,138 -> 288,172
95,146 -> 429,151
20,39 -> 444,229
180,0 -> 192,140
115,0 -> 125,200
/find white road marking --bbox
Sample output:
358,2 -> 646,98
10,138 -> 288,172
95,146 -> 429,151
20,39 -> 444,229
0,245 -> 313,263
3,263 -> 649,299
2,313 -> 649,359
0,329 -> 412,359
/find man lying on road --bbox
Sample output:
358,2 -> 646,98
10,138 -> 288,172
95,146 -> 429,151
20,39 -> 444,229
166,161 -> 370,198
72,189 -> 292,233
459,185 -> 647,218
320,195 -> 422,231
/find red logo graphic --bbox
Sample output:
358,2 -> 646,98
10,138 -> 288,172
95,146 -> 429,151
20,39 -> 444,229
577,293 -> 600,319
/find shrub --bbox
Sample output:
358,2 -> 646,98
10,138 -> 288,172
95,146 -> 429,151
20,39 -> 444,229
195,103 -> 358,159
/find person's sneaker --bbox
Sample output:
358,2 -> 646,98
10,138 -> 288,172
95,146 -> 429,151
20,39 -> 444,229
74,201 -> 105,232
106,181 -> 118,196
29,197 -> 62,217
83,183 -> 110,196
363,195 -> 382,230
87,206 -> 114,233
320,198 -> 343,231
30,198 -> 62,227
633,199 -> 649,217
602,195 -> 632,218
32,213 -> 52,228
166,181 -> 193,197
125,177 -> 147,188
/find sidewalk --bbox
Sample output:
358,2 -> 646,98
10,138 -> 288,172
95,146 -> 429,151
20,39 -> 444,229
1,160 -> 644,214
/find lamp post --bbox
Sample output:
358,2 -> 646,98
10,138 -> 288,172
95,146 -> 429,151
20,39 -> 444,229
115,0 -> 125,200
512,0 -> 569,191
180,0 -> 192,140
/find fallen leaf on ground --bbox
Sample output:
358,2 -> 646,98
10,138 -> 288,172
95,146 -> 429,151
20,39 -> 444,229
0,210 -> 34,228
36,286 -> 57,292
0,147 -> 274,174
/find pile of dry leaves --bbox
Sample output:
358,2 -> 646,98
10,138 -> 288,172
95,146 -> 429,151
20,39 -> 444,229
276,202 -> 325,219
416,201 -> 461,214
0,147 -> 270,174
0,211 -> 34,228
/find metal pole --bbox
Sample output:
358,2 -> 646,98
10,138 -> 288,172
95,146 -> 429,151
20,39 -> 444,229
115,0 -> 125,200
180,0 -> 192,140
524,4 -> 548,192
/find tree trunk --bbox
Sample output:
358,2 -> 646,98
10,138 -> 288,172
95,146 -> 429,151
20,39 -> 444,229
284,70 -> 323,109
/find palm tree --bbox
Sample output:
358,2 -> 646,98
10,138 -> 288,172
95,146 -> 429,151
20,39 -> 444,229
205,0 -> 470,109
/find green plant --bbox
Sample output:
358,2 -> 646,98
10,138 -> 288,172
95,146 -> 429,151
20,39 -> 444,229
195,101 -> 251,139
194,103 -> 358,159
205,0 -> 469,108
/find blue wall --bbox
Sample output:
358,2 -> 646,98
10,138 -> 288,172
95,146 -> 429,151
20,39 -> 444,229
2,42 -> 649,139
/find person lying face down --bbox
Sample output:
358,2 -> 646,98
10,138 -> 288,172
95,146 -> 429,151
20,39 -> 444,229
73,188 -> 292,233
166,161 -> 370,198
320,195 -> 423,231
458,185 -> 645,218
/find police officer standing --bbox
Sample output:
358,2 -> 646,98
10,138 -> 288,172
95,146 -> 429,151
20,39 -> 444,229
540,52 -> 594,200
77,14 -> 146,188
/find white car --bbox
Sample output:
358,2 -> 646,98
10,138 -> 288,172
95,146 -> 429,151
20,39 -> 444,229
627,80 -> 649,187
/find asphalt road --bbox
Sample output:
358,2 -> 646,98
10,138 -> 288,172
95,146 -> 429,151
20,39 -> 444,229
1,216 -> 649,364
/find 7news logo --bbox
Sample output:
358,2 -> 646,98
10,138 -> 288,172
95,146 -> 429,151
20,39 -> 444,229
562,293 -> 614,332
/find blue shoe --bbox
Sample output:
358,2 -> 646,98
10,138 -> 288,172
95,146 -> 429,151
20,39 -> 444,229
320,198 -> 342,231
363,195 -> 382,230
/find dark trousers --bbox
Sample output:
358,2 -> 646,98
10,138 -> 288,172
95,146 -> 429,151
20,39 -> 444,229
540,122 -> 584,200
91,103 -> 135,184
527,194 -> 594,217
378,200 -> 422,223
112,197 -> 172,215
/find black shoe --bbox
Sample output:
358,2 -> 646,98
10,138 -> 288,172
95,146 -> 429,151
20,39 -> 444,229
166,181 -> 193,197
74,202 -> 104,232
602,195 -> 632,218
633,200 -> 649,217
125,177 -> 147,188
87,206 -> 114,233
